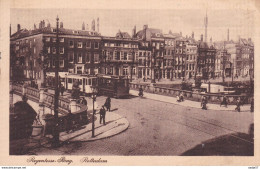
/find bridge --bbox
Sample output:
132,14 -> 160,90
10,83 -> 89,134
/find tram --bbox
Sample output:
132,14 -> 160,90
46,73 -> 129,98
97,74 -> 130,98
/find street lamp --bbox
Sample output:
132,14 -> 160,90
52,15 -> 60,148
91,87 -> 98,137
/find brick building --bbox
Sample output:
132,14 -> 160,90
100,33 -> 139,80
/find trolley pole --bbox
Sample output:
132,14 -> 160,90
52,16 -> 60,148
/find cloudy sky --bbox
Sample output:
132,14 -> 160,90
11,8 -> 255,42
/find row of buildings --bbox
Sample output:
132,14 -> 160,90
10,17 -> 254,85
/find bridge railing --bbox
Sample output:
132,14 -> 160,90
11,83 -> 90,133
129,83 -> 252,105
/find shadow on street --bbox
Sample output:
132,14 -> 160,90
181,124 -> 254,156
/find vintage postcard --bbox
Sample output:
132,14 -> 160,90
0,0 -> 260,166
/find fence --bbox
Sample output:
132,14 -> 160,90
129,83 -> 252,105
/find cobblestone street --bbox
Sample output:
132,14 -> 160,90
30,95 -> 253,155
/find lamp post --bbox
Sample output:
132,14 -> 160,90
52,15 -> 60,147
151,48 -> 156,83
91,87 -> 97,137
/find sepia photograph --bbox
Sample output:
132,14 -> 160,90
1,0 -> 260,166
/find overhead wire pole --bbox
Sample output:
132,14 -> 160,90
52,15 -> 60,147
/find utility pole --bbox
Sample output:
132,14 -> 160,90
52,15 -> 60,147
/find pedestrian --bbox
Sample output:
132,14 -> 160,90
81,97 -> 87,106
201,96 -> 207,110
99,105 -> 106,125
105,96 -> 111,112
235,97 -> 241,112
60,84 -> 65,96
220,95 -> 228,107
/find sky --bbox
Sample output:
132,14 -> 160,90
10,8 -> 255,42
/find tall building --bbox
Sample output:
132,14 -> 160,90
196,35 -> 216,79
136,25 -> 165,81
100,34 -> 139,78
10,21 -> 102,86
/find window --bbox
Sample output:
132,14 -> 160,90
52,47 -> 56,54
68,52 -> 74,63
133,67 -> 136,75
68,69 -> 74,73
86,41 -> 91,48
85,68 -> 90,74
85,53 -> 90,63
59,47 -> 64,54
29,41 -> 32,48
104,43 -> 108,47
69,40 -> 74,48
123,66 -> 128,75
116,51 -> 120,60
94,68 -> 98,75
109,67 -> 113,74
94,53 -> 99,63
123,52 -> 127,60
34,47 -> 36,54
33,38 -> 36,42
59,38 -> 64,42
76,66 -> 82,74
94,42 -> 99,49
52,59 -> 55,67
52,38 -> 57,42
45,37 -> 50,42
59,60 -> 64,67
139,52 -> 142,57
77,53 -> 82,63
47,47 -> 50,54
77,42 -> 83,48
52,28 -> 57,33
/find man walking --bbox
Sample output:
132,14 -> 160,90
99,105 -> 106,125
105,96 -> 111,112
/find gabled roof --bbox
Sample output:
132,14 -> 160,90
115,31 -> 131,39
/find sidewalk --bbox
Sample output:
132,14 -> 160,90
130,90 -> 251,111
12,110 -> 129,154
59,110 -> 129,142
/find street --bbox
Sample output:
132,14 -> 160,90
29,94 -> 253,156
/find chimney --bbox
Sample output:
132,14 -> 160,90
39,21 -> 42,29
47,23 -> 51,27
210,37 -> 212,43
143,24 -> 148,30
97,17 -> 99,33
82,22 -> 85,30
34,24 -> 36,30
91,19 -> 95,31
17,24 -> 21,32
201,34 -> 203,41
192,31 -> 194,38
86,24 -> 89,30
60,22 -> 63,28
132,25 -> 136,38
143,25 -> 148,40
42,20 -> 45,28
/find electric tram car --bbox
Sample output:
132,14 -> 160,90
46,73 -> 130,98
96,74 -> 130,98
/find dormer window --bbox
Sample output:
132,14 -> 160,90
156,33 -> 160,37
52,28 -> 57,33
